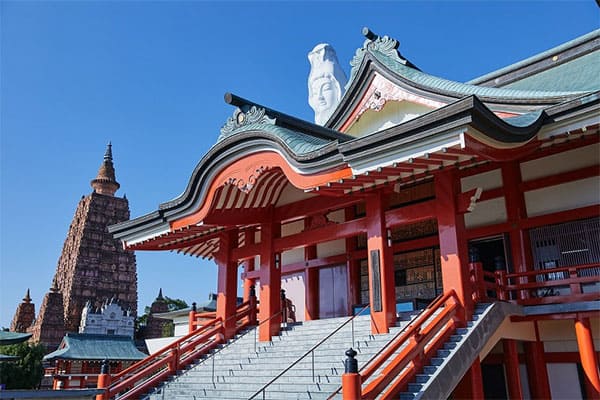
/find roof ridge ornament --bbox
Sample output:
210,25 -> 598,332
219,106 -> 276,141
347,27 -> 415,89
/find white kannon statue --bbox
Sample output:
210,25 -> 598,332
308,43 -> 348,125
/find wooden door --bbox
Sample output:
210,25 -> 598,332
318,265 -> 348,319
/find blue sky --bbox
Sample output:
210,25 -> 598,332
1,1 -> 598,328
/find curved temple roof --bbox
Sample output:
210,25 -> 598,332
109,29 -> 600,258
326,28 -> 591,131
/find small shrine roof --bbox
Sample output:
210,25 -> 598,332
43,334 -> 147,361
0,354 -> 19,361
0,331 -> 32,345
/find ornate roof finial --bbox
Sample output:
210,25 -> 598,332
104,142 -> 113,161
23,288 -> 32,303
362,27 -> 379,41
91,142 -> 120,196
157,288 -> 164,301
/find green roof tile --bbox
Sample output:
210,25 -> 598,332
43,334 -> 147,361
502,51 -> 600,92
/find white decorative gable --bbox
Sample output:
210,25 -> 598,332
79,300 -> 134,337
344,73 -> 446,136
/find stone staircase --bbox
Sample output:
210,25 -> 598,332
143,313 -> 417,400
396,302 -> 523,400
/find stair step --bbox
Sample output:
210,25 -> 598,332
423,365 -> 437,374
137,313 -> 422,400
430,357 -> 444,366
456,328 -> 469,335
437,349 -> 451,357
443,342 -> 457,350
449,334 -> 463,342
408,382 -> 424,392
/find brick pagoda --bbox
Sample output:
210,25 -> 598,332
16,144 -> 138,350
10,289 -> 35,333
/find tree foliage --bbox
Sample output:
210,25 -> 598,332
0,342 -> 45,389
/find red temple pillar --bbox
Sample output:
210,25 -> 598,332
259,220 -> 281,341
345,207 -> 361,312
215,230 -> 239,340
502,162 -> 533,300
435,170 -> 472,318
575,317 -> 600,398
453,357 -> 484,399
365,191 -> 396,334
305,244 -> 319,321
503,339 -> 524,399
524,322 -> 551,400
243,227 -> 256,301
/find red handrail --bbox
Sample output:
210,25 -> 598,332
102,300 -> 256,400
359,290 -> 462,400
469,262 -> 600,305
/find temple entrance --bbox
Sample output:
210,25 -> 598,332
469,235 -> 510,273
318,265 -> 348,318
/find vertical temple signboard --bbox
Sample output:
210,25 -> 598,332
370,249 -> 382,312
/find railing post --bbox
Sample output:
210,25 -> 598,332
468,247 -> 484,303
495,270 -> 507,301
189,302 -> 197,334
168,346 -> 179,374
95,359 -> 111,400
569,267 -> 581,295
249,285 -> 257,326
342,348 -> 362,400
281,289 -> 287,326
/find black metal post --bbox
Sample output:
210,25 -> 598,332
344,348 -> 358,374
280,289 -> 287,325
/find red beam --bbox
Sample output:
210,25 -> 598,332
203,207 -> 270,225
391,235 -> 439,253
478,187 -> 503,202
232,242 -> 262,261
521,205 -> 600,230
520,165 -> 599,192
273,195 -> 362,223
521,133 -> 599,162
385,199 -> 436,227
274,218 -> 367,252
457,161 -> 498,178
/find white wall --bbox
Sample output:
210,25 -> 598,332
464,197 -> 507,229
525,176 -> 600,217
520,143 -> 599,181
461,168 -> 502,192
547,363 -> 583,399
347,101 -> 433,137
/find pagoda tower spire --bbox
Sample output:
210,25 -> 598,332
10,288 -> 36,333
24,288 -> 32,303
91,142 -> 120,196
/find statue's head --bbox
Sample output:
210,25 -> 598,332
308,43 -> 347,125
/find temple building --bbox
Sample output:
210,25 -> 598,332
105,29 -> 599,399
136,289 -> 170,341
12,145 -> 138,351
79,299 -> 135,337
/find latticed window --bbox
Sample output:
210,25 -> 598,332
529,217 -> 600,278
